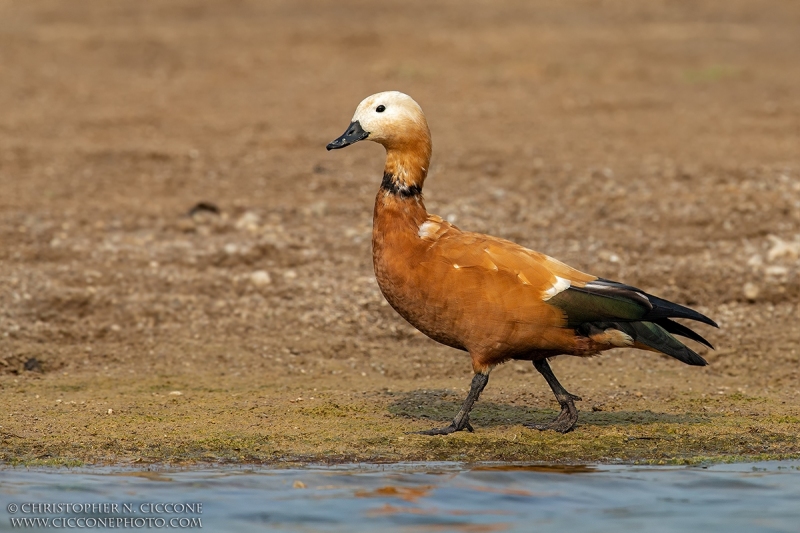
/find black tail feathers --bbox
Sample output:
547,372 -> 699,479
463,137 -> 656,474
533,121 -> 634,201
591,278 -> 719,329
616,321 -> 708,366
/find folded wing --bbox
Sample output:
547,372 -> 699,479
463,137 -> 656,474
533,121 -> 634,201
548,278 -> 718,365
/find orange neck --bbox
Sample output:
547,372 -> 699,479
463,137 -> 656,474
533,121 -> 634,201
381,122 -> 432,194
374,141 -> 431,246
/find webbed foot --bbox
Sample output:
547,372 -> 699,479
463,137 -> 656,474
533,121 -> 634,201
524,395 -> 580,433
415,418 -> 474,436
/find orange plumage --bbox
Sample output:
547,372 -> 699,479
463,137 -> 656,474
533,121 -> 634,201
328,91 -> 717,434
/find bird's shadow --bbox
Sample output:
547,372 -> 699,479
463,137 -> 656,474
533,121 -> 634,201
386,389 -> 709,428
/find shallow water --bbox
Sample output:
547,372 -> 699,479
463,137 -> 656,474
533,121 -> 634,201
2,461 -> 800,532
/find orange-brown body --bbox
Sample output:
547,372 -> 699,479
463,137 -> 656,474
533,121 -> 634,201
328,91 -> 716,434
372,190 -> 608,373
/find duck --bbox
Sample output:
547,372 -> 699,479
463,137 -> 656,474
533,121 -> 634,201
326,91 -> 717,435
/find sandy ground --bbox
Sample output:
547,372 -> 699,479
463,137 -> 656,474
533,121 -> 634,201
1,0 -> 800,466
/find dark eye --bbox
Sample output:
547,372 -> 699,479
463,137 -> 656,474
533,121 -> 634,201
376,105 -> 386,113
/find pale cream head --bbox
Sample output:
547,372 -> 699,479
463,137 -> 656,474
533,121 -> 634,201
349,91 -> 428,147
327,91 -> 432,190
327,91 -> 430,152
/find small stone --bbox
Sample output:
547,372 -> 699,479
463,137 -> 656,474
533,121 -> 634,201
223,243 -> 239,255
107,408 -> 113,415
747,254 -> 762,267
235,212 -> 261,232
765,265 -> 789,277
283,270 -> 297,280
250,270 -> 272,287
293,481 -> 306,489
743,282 -> 759,301
306,201 -> 327,217
598,250 -> 620,263
767,235 -> 800,262
591,404 -> 604,412
168,391 -> 183,396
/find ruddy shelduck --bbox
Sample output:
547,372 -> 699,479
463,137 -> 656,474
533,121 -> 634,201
327,91 -> 717,434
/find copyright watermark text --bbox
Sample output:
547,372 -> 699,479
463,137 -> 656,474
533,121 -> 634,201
6,502 -> 202,529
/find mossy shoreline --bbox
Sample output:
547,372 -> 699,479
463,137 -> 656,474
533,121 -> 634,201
3,369 -> 799,468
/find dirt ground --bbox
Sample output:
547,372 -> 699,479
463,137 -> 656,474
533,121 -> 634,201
1,0 -> 799,466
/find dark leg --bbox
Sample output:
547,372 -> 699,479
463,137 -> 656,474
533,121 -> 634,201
525,358 -> 581,433
417,373 -> 489,436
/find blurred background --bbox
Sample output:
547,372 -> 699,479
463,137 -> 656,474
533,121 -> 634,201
1,0 -> 799,437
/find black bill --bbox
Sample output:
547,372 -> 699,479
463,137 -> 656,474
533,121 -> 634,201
326,120 -> 369,150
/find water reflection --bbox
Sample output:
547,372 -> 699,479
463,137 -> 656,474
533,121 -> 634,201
2,462 -> 799,532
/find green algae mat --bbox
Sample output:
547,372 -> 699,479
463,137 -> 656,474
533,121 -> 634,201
3,355 -> 799,466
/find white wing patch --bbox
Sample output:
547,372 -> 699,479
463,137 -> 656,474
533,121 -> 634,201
418,220 -> 440,239
542,276 -> 571,301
